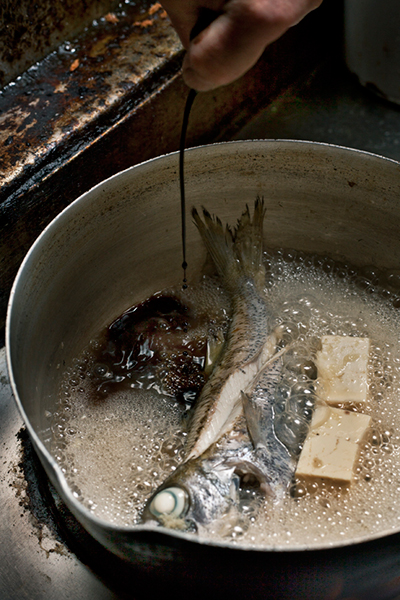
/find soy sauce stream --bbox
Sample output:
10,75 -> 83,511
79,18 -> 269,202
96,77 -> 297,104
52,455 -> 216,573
179,88 -> 197,289
179,8 -> 219,289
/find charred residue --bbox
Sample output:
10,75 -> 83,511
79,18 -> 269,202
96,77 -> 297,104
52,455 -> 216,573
12,426 -> 115,565
11,427 -> 70,557
0,0 -> 125,87
10,427 -> 193,597
0,0 -> 182,337
0,0 -> 180,190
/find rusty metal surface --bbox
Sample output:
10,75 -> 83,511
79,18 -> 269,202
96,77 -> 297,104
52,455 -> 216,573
0,0 -> 340,341
0,0 -> 181,189
0,0 -> 123,87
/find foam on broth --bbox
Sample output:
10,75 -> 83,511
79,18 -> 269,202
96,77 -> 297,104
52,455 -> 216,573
49,250 -> 400,548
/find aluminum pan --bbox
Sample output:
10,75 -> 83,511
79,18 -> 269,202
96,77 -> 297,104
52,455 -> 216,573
6,140 -> 400,561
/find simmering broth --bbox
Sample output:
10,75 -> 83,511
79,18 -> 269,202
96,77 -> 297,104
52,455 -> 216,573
50,249 -> 400,548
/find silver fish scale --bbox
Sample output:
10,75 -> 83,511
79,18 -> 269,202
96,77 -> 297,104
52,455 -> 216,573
203,415 -> 259,474
184,200 -> 272,460
239,278 -> 272,364
184,279 -> 271,459
190,416 -> 269,527
243,359 -> 298,497
185,465 -> 241,528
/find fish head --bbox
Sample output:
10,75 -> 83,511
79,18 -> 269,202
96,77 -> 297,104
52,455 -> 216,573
141,459 -> 243,535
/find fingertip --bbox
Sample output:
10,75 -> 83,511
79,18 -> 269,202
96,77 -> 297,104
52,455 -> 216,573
182,66 -> 217,92
182,12 -> 264,92
182,21 -> 235,91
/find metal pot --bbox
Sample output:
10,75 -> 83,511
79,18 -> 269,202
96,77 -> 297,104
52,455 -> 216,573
6,141 -> 400,599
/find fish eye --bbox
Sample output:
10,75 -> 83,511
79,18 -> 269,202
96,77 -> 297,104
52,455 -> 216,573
149,486 -> 188,519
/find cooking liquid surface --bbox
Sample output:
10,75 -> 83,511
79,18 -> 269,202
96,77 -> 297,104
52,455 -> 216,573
50,250 -> 400,549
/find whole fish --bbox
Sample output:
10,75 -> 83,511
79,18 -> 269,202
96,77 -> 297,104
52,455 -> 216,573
141,356 -> 309,535
142,200 -> 312,533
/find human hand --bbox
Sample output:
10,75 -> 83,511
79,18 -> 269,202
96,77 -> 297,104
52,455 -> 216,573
160,0 -> 323,91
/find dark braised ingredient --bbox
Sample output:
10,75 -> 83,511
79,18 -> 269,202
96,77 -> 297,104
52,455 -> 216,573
162,353 -> 206,405
91,293 -> 208,404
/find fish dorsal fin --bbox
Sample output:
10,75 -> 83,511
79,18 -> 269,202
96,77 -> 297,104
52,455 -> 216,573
192,207 -> 239,292
241,390 -> 265,449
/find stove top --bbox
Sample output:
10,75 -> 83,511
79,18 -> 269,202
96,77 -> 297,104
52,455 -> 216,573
1,347 -> 178,599
0,347 -> 126,599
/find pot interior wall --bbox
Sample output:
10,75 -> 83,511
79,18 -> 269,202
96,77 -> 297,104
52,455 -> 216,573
8,140 -> 400,442
6,140 -> 400,553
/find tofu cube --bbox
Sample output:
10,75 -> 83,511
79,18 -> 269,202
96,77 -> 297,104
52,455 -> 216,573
296,436 -> 359,482
296,405 -> 371,483
310,405 -> 372,444
315,335 -> 370,406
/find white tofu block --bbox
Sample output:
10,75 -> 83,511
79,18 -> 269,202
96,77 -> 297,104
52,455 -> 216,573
296,436 -> 359,482
315,335 -> 370,406
296,405 -> 371,482
310,405 -> 372,444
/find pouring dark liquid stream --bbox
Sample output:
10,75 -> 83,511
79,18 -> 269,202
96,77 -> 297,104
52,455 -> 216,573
179,88 -> 197,289
179,8 -> 220,289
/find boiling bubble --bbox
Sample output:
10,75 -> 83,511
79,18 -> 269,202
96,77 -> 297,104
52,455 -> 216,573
49,248 -> 400,548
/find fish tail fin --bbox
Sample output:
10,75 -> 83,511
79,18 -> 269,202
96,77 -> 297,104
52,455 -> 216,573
192,206 -> 238,288
192,197 -> 266,294
233,197 -> 266,289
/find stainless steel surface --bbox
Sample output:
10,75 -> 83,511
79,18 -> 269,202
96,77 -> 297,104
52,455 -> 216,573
0,0 -> 336,337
